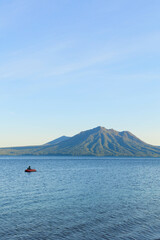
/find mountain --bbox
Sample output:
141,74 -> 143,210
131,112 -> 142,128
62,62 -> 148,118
0,135 -> 70,156
33,126 -> 160,157
0,126 -> 160,156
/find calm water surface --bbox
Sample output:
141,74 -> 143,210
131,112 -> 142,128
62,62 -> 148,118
1,156 -> 160,240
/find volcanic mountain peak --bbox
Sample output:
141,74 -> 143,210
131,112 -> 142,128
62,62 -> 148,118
0,126 -> 160,157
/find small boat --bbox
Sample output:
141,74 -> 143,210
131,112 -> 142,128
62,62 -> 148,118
25,169 -> 37,172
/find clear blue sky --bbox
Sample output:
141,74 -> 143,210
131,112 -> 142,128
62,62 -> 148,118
0,0 -> 160,147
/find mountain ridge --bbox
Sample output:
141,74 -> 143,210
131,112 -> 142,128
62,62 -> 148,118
0,126 -> 160,156
45,136 -> 70,145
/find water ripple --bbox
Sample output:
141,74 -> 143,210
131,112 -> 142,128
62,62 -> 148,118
1,156 -> 160,239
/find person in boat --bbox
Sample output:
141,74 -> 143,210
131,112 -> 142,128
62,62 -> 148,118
27,166 -> 31,170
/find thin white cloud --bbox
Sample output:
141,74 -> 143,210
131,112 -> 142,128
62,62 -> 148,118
0,31 -> 160,82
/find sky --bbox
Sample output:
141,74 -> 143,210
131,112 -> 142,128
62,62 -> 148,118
0,0 -> 160,147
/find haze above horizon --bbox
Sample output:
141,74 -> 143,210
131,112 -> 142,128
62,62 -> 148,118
0,0 -> 160,147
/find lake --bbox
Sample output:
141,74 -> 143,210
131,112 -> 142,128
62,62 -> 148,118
1,156 -> 160,240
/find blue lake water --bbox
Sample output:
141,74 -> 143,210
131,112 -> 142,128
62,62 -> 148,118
1,156 -> 160,240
